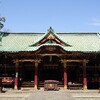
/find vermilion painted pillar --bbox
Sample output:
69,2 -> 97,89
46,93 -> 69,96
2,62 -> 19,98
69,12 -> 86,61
34,62 -> 38,90
64,62 -> 67,89
14,60 -> 19,90
83,60 -> 87,90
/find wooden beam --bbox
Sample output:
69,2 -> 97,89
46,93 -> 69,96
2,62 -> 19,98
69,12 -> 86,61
61,59 -> 89,63
36,54 -> 64,56
13,59 -> 41,63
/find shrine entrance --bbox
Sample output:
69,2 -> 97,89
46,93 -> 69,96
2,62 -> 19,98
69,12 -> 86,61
20,62 -> 35,88
67,65 -> 83,89
21,62 -> 35,81
67,65 -> 82,84
38,56 -> 63,88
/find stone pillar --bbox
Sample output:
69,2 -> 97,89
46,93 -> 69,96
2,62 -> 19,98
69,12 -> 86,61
34,61 -> 38,90
14,60 -> 19,90
83,59 -> 87,90
63,62 -> 67,89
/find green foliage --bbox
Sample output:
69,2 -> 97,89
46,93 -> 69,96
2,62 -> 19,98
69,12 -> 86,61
0,33 -> 3,42
0,17 -> 6,30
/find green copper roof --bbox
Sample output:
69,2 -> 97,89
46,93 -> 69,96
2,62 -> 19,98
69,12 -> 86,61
0,30 -> 100,53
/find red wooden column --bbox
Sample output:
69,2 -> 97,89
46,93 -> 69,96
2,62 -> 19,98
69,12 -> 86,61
14,60 -> 19,90
34,61 -> 38,90
63,62 -> 67,89
83,59 -> 87,90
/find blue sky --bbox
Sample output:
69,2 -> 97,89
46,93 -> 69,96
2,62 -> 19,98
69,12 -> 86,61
0,0 -> 100,32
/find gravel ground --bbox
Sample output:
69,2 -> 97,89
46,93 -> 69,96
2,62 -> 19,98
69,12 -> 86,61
0,90 -> 30,100
26,90 -> 74,100
0,89 -> 100,100
26,90 -> 100,100
68,90 -> 100,100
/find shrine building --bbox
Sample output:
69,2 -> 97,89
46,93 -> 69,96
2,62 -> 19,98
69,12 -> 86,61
0,27 -> 100,90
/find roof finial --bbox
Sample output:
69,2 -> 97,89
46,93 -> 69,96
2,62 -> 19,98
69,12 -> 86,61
47,27 -> 54,33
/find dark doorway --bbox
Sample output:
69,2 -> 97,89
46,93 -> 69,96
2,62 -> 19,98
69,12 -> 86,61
38,56 -> 63,82
67,65 -> 82,84
21,62 -> 34,81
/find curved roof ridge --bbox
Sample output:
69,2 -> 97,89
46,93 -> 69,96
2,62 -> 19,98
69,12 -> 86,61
30,27 -> 71,46
25,43 -> 77,52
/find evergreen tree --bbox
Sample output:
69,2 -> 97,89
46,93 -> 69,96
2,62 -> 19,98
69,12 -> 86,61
0,17 -> 6,30
0,17 -> 6,42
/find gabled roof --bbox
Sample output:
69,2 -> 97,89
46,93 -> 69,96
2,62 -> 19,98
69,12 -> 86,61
0,29 -> 100,53
31,27 -> 70,46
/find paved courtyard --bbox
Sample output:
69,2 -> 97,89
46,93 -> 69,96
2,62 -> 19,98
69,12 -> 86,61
0,89 -> 100,100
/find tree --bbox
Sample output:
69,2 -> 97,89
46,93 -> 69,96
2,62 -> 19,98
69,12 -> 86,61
0,17 -> 6,42
0,17 -> 6,30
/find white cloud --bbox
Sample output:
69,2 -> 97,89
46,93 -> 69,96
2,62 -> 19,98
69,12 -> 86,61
88,18 -> 100,26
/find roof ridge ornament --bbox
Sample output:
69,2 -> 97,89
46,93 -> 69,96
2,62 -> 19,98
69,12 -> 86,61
47,27 -> 54,33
